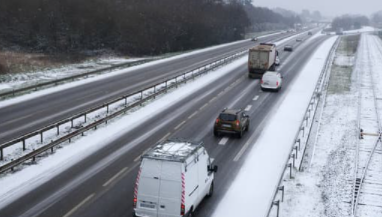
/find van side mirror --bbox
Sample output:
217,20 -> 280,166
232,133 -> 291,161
208,165 -> 218,173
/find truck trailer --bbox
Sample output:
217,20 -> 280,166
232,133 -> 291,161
248,43 -> 277,79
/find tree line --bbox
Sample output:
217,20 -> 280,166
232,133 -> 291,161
332,15 -> 370,31
0,0 -> 299,56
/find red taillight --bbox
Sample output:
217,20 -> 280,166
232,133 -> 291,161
261,79 -> 263,84
133,198 -> 137,208
236,120 -> 240,127
276,81 -> 279,86
215,118 -> 220,124
181,204 -> 185,215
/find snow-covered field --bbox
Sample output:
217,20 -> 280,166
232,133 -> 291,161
278,34 -> 382,217
344,26 -> 375,34
211,37 -> 338,217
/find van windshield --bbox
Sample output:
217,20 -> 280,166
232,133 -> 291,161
219,114 -> 236,121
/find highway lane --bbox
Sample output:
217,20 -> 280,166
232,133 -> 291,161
0,30 -> 315,144
0,33 -> 331,217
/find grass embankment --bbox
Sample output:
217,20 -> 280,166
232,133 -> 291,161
327,35 -> 360,94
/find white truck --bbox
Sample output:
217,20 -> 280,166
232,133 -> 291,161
248,43 -> 278,79
133,138 -> 218,217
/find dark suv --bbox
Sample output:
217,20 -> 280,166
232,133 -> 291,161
213,109 -> 250,138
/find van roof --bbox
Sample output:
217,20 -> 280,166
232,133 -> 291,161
142,138 -> 203,162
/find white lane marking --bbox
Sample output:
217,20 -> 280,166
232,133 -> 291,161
233,141 -> 251,162
174,121 -> 186,130
209,97 -> 217,103
244,105 -> 252,111
253,96 -> 259,101
199,104 -> 208,110
63,193 -> 95,217
134,155 -> 141,162
103,167 -> 129,187
188,111 -> 198,120
219,137 -> 229,145
159,132 -> 171,142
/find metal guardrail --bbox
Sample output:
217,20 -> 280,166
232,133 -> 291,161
0,49 -> 248,174
266,37 -> 340,217
0,58 -> 155,99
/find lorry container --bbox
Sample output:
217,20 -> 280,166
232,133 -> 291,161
248,43 -> 277,79
133,138 -> 218,217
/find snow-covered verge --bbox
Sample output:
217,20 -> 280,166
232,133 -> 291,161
344,26 -> 375,34
0,57 -> 143,92
211,37 -> 338,217
278,35 -> 363,216
0,55 -> 249,209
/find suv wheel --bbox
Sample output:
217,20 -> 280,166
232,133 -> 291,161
213,130 -> 219,137
238,130 -> 243,138
245,121 -> 250,131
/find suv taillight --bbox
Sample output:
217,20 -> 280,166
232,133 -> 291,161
215,118 -> 220,124
276,81 -> 279,86
236,120 -> 240,127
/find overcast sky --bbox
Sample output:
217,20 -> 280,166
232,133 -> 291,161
253,0 -> 381,17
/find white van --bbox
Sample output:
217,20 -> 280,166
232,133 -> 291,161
261,71 -> 283,92
133,139 -> 218,217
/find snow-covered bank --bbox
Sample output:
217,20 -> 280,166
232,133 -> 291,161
0,56 -> 248,209
211,36 -> 338,217
0,57 -> 143,92
344,26 -> 375,34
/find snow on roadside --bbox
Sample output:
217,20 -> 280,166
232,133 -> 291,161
0,57 -> 143,92
344,26 -> 375,34
279,35 -> 361,217
0,55 -> 249,209
211,36 -> 338,217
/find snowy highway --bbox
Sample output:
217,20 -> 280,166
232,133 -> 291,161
0,28 -> 337,217
0,31 -> 295,145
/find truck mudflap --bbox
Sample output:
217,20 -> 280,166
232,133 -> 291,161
248,69 -> 265,79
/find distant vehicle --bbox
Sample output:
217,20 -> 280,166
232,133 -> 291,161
296,38 -> 303,42
284,45 -> 293,52
308,31 -> 313,35
248,43 -> 277,79
275,56 -> 280,66
336,31 -> 344,35
261,71 -> 283,92
214,108 -> 250,138
251,37 -> 258,41
133,138 -> 218,217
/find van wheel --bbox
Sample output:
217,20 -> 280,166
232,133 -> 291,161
187,207 -> 194,217
245,122 -> 250,131
207,182 -> 214,198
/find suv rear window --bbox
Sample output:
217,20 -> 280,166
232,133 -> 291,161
219,114 -> 237,121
